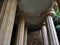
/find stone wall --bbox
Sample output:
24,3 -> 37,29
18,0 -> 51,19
28,30 -> 43,45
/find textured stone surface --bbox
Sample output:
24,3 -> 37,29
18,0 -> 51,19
18,0 -> 52,25
18,0 -> 51,16
28,30 -> 43,45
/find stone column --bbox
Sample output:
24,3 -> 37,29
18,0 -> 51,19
46,9 -> 59,45
39,30 -> 43,45
16,16 -> 25,45
0,0 -> 17,45
0,0 -> 8,28
42,22 -> 49,45
0,0 -> 12,44
24,27 -> 27,45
